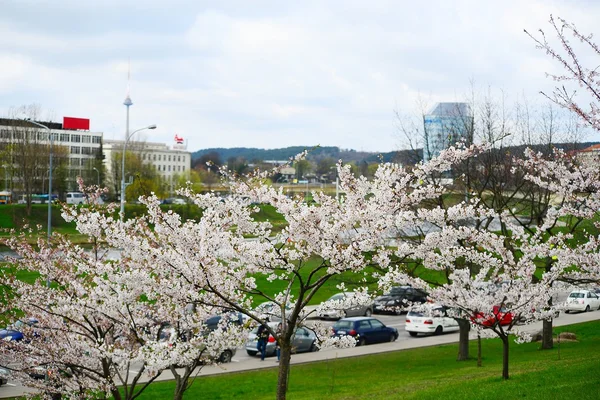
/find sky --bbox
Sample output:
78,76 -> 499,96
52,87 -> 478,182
1,0 -> 599,153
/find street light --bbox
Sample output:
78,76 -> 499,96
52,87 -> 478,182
23,119 -> 52,287
120,124 -> 156,219
92,167 -> 100,186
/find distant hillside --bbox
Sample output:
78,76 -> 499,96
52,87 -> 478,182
191,146 -> 417,164
191,142 -> 598,167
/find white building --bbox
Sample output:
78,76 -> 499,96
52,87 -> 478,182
103,139 -> 191,183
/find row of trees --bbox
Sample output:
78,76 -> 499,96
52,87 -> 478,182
2,137 -> 599,399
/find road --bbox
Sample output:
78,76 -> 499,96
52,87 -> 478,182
2,310 -> 600,399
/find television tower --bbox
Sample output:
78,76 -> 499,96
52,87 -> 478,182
121,62 -> 133,219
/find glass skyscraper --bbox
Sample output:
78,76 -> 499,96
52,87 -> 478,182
423,103 -> 473,162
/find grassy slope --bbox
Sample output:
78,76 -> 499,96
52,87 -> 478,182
140,320 -> 600,400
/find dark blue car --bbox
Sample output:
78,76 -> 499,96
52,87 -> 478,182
332,317 -> 398,346
0,328 -> 24,342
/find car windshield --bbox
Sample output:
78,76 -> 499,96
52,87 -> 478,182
389,287 -> 409,296
334,321 -> 354,329
569,292 -> 585,298
329,294 -> 345,301
407,311 -> 424,317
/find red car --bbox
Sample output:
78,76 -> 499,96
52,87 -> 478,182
472,306 -> 513,327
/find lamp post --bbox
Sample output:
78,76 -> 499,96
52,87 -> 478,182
23,119 -> 52,287
92,167 -> 100,186
120,124 -> 156,219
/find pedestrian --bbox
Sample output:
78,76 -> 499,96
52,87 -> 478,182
275,322 -> 282,362
256,322 -> 269,361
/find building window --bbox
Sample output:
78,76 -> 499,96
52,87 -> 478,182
168,155 -> 171,162
177,166 -> 181,172
82,135 -> 91,143
81,147 -> 91,155
158,155 -> 161,161
92,136 -> 101,144
182,166 -> 185,172
71,135 -> 81,143
60,133 -> 70,142
70,158 -> 80,166
153,154 -> 156,161
177,155 -> 181,162
142,154 -> 146,160
71,146 -> 81,154
168,165 -> 171,172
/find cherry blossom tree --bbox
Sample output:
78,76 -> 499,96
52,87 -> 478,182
0,183 -> 245,400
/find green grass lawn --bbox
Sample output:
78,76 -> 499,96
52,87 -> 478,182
139,320 -> 600,400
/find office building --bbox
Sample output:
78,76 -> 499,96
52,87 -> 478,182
423,103 -> 473,162
0,117 -> 103,192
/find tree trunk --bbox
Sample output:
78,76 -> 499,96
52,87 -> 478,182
457,318 -> 470,361
501,334 -> 509,380
171,365 -> 191,400
276,342 -> 292,400
541,318 -> 554,350
110,388 -> 122,400
477,334 -> 482,367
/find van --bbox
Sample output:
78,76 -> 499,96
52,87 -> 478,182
66,192 -> 85,205
0,191 -> 11,205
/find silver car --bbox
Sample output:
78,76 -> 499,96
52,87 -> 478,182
318,292 -> 373,320
245,322 -> 318,357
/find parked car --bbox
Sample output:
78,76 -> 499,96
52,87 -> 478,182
565,289 -> 600,313
157,323 -> 237,363
471,305 -> 514,327
0,328 -> 24,342
331,317 -> 398,346
373,286 -> 428,314
252,301 -> 293,321
0,317 -> 40,342
0,367 -> 9,386
205,312 -> 247,331
318,292 -> 373,319
246,322 -> 317,357
405,305 -> 459,336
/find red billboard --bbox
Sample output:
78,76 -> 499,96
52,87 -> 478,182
63,117 -> 90,131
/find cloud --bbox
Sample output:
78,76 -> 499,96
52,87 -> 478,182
1,0 -> 599,152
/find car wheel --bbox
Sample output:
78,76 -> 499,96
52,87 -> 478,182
365,308 -> 372,317
309,341 -> 318,352
246,350 -> 258,357
358,337 -> 367,346
219,350 -> 233,363
408,331 -> 418,337
565,310 -> 569,314
389,333 -> 397,342
585,305 -> 590,312
435,326 -> 443,335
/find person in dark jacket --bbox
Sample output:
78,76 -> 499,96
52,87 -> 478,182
256,322 -> 269,361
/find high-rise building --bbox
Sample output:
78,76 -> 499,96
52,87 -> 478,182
423,103 -> 473,162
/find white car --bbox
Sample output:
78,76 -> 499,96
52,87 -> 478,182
565,289 -> 600,313
405,305 -> 459,337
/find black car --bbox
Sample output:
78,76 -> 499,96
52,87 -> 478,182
373,286 -> 428,314
205,312 -> 246,331
332,317 -> 398,346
